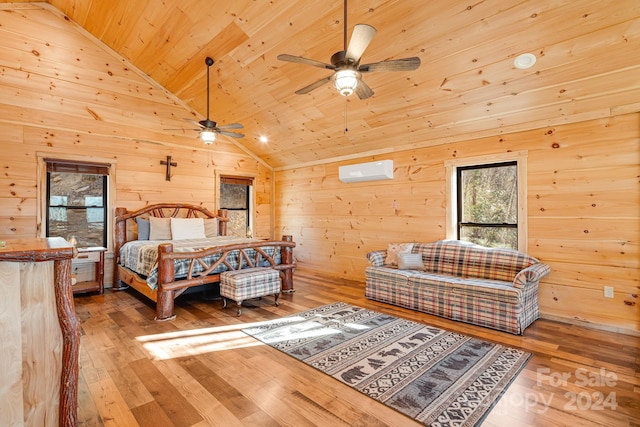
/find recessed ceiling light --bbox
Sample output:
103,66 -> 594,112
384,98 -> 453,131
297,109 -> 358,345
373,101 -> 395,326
514,53 -> 537,69
259,135 -> 268,143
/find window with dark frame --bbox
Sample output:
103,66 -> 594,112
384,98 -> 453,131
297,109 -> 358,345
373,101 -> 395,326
219,176 -> 253,238
456,161 -> 518,249
45,159 -> 109,248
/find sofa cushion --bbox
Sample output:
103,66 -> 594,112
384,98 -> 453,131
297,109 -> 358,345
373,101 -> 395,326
407,272 -> 521,305
413,240 -> 539,282
365,265 -> 420,287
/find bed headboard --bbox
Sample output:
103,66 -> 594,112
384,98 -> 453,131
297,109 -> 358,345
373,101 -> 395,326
113,203 -> 229,257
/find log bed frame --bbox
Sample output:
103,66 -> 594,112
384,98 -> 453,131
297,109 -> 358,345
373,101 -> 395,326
113,203 -> 296,320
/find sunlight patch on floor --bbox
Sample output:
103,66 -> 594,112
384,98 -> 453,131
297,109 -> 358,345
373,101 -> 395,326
134,313 -> 372,359
254,322 -> 342,344
135,320 -> 272,360
244,314 -> 371,344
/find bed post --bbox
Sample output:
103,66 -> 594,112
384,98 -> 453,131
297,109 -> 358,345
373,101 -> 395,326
112,207 -> 127,290
281,235 -> 295,292
156,243 -> 176,321
217,209 -> 228,236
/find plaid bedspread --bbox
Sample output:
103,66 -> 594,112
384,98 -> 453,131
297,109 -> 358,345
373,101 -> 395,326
119,237 -> 282,290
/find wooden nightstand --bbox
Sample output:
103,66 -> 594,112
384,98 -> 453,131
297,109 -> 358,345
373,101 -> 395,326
72,246 -> 106,295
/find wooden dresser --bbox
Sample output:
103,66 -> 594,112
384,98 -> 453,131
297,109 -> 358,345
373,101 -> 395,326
0,237 -> 80,427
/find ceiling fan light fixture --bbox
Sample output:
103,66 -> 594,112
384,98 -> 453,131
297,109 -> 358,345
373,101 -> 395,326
333,69 -> 360,96
200,129 -> 216,144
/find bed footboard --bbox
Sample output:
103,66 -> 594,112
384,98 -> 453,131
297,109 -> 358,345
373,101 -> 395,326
155,236 -> 296,320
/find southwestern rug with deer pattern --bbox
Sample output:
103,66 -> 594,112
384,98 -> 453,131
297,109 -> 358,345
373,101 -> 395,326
243,302 -> 531,427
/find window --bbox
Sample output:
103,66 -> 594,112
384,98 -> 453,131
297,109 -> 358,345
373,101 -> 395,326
220,176 -> 253,237
457,162 -> 517,249
445,152 -> 527,251
45,159 -> 109,248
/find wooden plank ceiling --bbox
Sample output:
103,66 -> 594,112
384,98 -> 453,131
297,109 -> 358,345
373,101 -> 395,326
5,0 -> 640,169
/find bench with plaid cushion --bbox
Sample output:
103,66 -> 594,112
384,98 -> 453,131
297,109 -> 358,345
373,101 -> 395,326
221,267 -> 281,316
365,240 -> 550,334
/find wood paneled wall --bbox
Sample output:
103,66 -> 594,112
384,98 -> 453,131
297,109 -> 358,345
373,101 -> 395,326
0,6 -> 273,285
275,113 -> 640,334
0,4 -> 637,335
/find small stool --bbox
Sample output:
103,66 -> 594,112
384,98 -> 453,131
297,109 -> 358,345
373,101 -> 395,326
220,267 -> 281,316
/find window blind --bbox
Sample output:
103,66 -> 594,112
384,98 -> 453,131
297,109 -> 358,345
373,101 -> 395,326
45,159 -> 110,175
220,176 -> 253,186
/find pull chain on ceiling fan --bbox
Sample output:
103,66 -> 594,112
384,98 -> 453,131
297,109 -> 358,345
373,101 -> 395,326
277,0 -> 420,99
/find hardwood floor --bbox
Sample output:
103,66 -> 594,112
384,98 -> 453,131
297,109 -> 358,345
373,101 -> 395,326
73,268 -> 640,426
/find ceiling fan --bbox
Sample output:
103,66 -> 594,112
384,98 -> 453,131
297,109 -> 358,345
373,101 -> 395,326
179,57 -> 244,144
277,0 -> 420,99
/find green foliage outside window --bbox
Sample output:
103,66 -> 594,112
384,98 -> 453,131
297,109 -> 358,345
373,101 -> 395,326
459,163 -> 518,249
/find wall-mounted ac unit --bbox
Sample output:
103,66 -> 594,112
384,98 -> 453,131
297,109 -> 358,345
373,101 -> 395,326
338,160 -> 394,183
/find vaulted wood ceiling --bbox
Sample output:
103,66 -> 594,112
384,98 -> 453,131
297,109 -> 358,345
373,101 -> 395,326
5,0 -> 640,169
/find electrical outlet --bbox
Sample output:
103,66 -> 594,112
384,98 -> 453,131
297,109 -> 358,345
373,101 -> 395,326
604,286 -> 614,298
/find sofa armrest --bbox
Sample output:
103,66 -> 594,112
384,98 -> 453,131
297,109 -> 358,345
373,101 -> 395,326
513,263 -> 551,289
366,250 -> 387,267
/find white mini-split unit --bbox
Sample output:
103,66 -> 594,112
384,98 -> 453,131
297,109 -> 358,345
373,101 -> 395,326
338,160 -> 394,183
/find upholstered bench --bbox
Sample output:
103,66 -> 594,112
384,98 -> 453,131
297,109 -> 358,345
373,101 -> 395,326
220,267 -> 281,316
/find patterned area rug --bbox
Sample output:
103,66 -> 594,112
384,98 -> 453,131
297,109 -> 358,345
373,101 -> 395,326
243,302 -> 531,427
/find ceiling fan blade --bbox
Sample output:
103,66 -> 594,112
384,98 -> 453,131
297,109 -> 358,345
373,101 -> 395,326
295,76 -> 332,94
182,118 -> 204,128
359,57 -> 421,73
345,24 -> 377,63
217,123 -> 244,130
355,79 -> 374,100
218,130 -> 245,138
277,54 -> 334,70
164,128 -> 200,131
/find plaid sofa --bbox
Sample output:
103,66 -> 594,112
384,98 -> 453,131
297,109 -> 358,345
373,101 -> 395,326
365,240 -> 551,334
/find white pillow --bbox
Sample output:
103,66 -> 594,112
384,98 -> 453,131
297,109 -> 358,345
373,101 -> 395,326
385,243 -> 414,266
149,217 -> 172,240
170,217 -> 205,240
398,253 -> 424,270
204,218 -> 219,238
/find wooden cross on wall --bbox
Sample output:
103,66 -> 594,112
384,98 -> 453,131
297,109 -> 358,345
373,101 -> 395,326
160,155 -> 177,181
